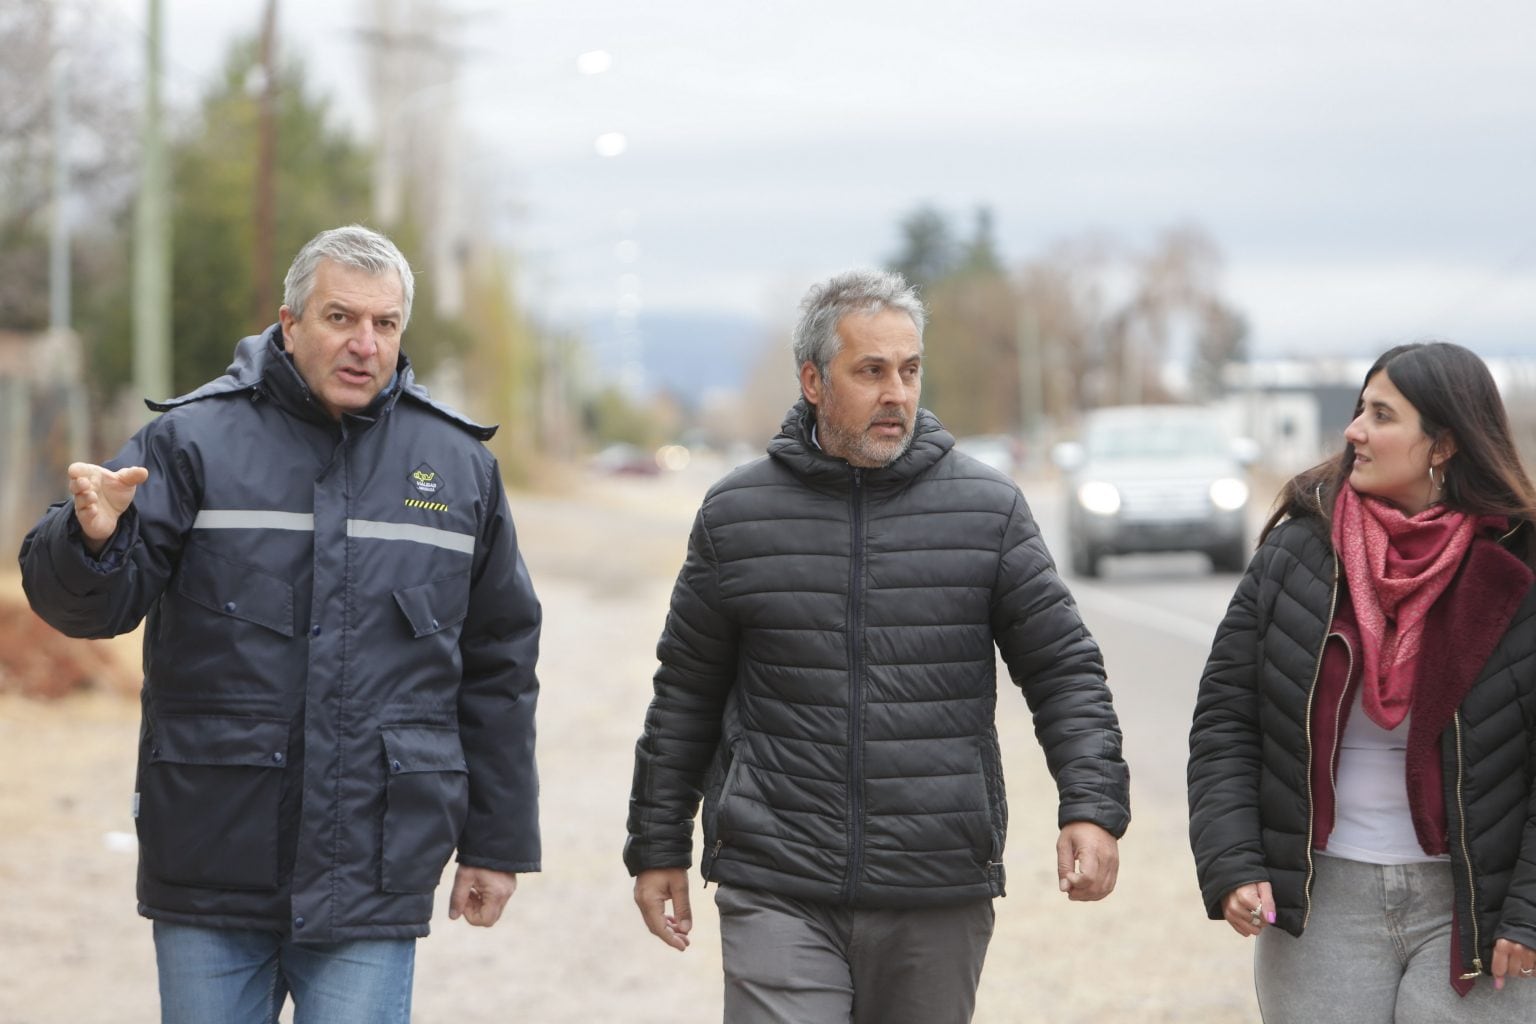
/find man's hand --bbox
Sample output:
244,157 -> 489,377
68,462 -> 148,555
1056,821 -> 1119,902
634,867 -> 692,951
448,866 -> 517,927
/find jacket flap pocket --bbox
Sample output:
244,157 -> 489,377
176,544 -> 296,637
381,725 -> 468,774
150,715 -> 289,767
392,573 -> 471,638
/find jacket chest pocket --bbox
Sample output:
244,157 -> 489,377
176,544 -> 296,637
392,574 -> 470,638
379,725 -> 470,893
137,715 -> 289,890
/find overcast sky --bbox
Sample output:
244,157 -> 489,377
100,0 -> 1536,365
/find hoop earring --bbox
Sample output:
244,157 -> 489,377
1428,464 -> 1445,493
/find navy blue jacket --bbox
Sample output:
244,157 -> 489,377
20,328 -> 542,942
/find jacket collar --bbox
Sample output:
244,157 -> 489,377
147,324 -> 410,430
766,398 -> 953,490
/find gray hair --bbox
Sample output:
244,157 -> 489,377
282,225 -> 415,329
791,268 -> 926,381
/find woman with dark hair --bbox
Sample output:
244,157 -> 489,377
1188,341 -> 1536,1021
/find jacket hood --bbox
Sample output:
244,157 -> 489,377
767,398 -> 953,489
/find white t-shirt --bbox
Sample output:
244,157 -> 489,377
1321,695 -> 1448,866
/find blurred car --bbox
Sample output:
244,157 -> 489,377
589,443 -> 661,476
1052,405 -> 1256,577
953,434 -> 1021,476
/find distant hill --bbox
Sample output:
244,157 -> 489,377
585,310 -> 769,400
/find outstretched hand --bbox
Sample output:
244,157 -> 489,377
68,462 -> 148,555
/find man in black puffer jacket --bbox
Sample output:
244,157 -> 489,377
625,269 -> 1130,1024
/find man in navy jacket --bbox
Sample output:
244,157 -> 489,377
20,225 -> 542,1023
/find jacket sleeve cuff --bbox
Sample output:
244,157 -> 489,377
455,853 -> 541,874
52,506 -> 140,593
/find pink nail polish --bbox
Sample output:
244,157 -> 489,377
1267,911 -> 1276,924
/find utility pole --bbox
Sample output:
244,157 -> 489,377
49,30 -> 71,333
133,0 -> 172,412
253,0 -> 280,326
1016,303 -> 1045,463
50,6 -> 90,458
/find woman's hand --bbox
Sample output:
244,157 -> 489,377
1492,937 -> 1536,990
1222,881 -> 1276,938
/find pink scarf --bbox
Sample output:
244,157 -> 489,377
1331,486 -> 1482,730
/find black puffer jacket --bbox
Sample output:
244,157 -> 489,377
20,329 -> 542,943
625,402 -> 1130,908
1188,511 -> 1536,978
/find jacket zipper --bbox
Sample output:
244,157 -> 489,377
1325,633 -> 1353,824
841,468 -> 867,904
1301,555 -> 1340,929
704,750 -> 748,887
1453,712 -> 1484,978
703,840 -> 723,888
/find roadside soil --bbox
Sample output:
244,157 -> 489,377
0,466 -> 1259,1023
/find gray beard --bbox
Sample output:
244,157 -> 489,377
817,414 -> 914,468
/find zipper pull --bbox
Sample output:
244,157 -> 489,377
701,839 -> 723,888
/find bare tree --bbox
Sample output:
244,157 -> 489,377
0,0 -> 136,329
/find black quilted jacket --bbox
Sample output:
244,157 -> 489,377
1188,511 -> 1536,978
625,401 -> 1130,908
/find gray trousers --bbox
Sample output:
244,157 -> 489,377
1256,854 -> 1536,1023
715,884 -> 995,1024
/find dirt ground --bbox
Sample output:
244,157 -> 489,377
0,468 -> 1261,1023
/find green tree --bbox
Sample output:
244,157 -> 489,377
163,39 -> 374,395
959,206 -> 1003,275
885,204 -> 956,292
883,204 -> 1026,436
0,0 -> 135,332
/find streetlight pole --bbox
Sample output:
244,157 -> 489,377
49,35 -> 71,333
253,0 -> 280,325
132,0 -> 172,412
50,6 -> 89,459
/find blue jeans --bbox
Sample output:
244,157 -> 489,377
152,921 -> 415,1024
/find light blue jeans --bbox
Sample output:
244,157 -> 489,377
152,921 -> 416,1024
1255,855 -> 1536,1023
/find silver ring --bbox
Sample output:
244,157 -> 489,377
1522,967 -> 1535,977
1249,907 -> 1263,926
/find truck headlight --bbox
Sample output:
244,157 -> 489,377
1210,477 -> 1249,511
1077,481 -> 1121,515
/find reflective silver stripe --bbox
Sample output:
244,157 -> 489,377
193,510 -> 316,532
346,519 -> 475,554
